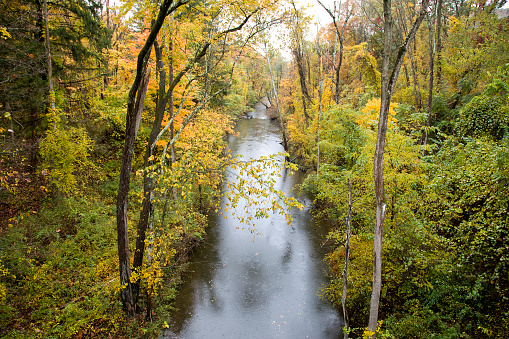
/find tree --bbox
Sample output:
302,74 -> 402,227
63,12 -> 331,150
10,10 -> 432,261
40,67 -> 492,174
368,0 -> 429,336
116,0 -> 191,314
317,0 -> 353,104
289,1 -> 312,125
262,39 -> 289,154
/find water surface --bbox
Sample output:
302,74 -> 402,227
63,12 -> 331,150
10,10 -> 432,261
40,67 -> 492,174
164,102 -> 342,338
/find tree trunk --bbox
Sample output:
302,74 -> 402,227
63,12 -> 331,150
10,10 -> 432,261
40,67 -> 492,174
117,67 -> 150,315
294,47 -> 311,126
408,46 -> 422,111
116,0 -> 179,315
265,42 -> 289,155
317,37 -> 323,174
317,0 -> 352,105
423,9 -> 435,150
435,0 -> 443,89
132,39 -> 167,306
43,0 -> 55,126
367,0 -> 429,335
342,179 -> 353,339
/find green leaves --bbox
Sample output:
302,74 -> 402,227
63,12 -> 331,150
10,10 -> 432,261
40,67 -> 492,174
420,138 -> 509,336
39,127 -> 95,195
457,94 -> 509,140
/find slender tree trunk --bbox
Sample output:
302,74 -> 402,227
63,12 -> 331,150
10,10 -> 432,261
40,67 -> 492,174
403,65 -> 410,87
423,9 -> 435,150
106,0 -> 110,30
168,37 -> 178,201
334,40 -> 344,104
117,66 -> 150,315
264,42 -> 289,155
368,0 -> 429,335
408,46 -> 422,111
317,0 -> 351,105
294,47 -> 311,126
342,179 -> 353,339
435,0 -> 443,88
317,38 -> 323,174
43,0 -> 56,128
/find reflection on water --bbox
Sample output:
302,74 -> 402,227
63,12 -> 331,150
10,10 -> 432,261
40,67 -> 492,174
163,102 -> 342,338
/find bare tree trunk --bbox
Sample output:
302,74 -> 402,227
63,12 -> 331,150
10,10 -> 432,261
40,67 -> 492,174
117,66 -> 150,315
106,0 -> 110,30
367,0 -> 429,336
43,0 -> 55,129
408,46 -> 422,111
317,0 -> 352,105
291,2 -> 311,125
168,37 -> 178,201
435,0 -> 443,89
423,8 -> 436,150
294,47 -> 311,126
316,35 -> 323,174
264,41 -> 289,155
342,179 -> 353,339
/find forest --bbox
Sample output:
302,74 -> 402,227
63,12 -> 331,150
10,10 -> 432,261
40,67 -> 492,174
0,0 -> 508,337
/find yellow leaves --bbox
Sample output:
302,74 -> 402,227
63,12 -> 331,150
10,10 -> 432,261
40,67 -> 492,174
361,321 -> 383,339
357,98 -> 398,129
0,26 -> 11,39
448,16 -> 462,35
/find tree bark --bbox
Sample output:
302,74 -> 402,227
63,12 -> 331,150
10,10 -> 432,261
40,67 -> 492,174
294,47 -> 311,125
291,3 -> 311,125
342,179 -> 353,339
367,0 -> 429,336
43,0 -> 55,126
132,39 -> 167,306
408,46 -> 422,111
316,36 -> 323,174
435,0 -> 443,89
423,8 -> 435,150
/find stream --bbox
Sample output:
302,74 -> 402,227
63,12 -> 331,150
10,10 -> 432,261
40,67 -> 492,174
163,101 -> 342,338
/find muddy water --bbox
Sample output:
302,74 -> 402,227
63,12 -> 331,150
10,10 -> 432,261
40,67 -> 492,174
163,102 -> 342,338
